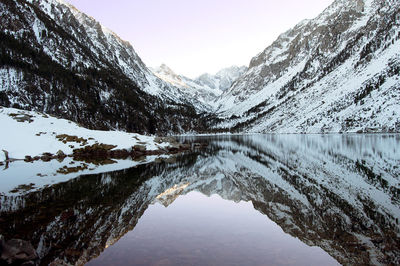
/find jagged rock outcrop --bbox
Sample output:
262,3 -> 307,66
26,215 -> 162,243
195,65 -> 247,92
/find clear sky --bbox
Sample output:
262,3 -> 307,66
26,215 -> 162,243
65,0 -> 334,78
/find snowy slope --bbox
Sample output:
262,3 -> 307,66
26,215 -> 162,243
0,0 -> 398,134
151,64 -> 221,111
0,0 -> 206,134
23,0 -> 200,101
0,106 -> 190,196
214,0 -> 400,133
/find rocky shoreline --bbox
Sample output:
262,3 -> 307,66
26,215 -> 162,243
0,137 -> 206,166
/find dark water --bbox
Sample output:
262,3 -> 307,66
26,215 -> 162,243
0,134 -> 399,265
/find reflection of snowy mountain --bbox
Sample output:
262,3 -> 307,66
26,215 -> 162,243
0,135 -> 399,265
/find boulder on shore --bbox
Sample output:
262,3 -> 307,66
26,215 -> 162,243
0,235 -> 38,265
133,145 -> 147,152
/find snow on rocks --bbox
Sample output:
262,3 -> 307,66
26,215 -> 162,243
0,107 -> 189,162
0,107 -> 194,195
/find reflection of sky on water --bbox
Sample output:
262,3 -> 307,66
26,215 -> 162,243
1,134 -> 399,265
89,191 -> 338,266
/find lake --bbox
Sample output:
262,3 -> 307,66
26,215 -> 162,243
0,134 -> 399,265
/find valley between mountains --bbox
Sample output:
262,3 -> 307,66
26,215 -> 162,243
0,0 -> 399,160
0,1 -> 400,265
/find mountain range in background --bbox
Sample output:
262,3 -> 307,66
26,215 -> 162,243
0,0 -> 399,134
151,64 -> 247,110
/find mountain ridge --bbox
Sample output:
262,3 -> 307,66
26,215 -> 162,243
213,0 -> 400,133
0,0 -> 209,134
0,0 -> 399,134
151,64 -> 247,110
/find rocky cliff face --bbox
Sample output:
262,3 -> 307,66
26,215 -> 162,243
214,0 -> 400,133
0,0 -> 206,134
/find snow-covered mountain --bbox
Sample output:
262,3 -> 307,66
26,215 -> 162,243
151,64 -> 247,111
0,0 -> 208,134
0,0 -> 399,134
195,65 -> 247,92
214,0 -> 400,133
151,64 -> 223,110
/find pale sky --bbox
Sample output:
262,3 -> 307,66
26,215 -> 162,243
65,0 -> 334,78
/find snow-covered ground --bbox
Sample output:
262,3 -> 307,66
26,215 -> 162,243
0,106 -> 177,195
0,107 -> 172,161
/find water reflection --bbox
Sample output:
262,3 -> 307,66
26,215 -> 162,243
0,134 -> 399,265
88,192 -> 338,266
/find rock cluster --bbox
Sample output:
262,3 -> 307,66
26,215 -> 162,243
24,150 -> 67,163
0,235 -> 38,265
71,138 -> 193,162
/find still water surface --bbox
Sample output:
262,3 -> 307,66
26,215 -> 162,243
88,191 -> 337,266
0,134 -> 399,265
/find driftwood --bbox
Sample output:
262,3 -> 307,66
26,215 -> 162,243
2,150 -> 9,161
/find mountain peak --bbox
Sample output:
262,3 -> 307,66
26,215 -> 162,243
156,64 -> 177,76
215,0 -> 400,133
1,0 -> 398,135
0,0 -> 206,134
195,66 -> 247,92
